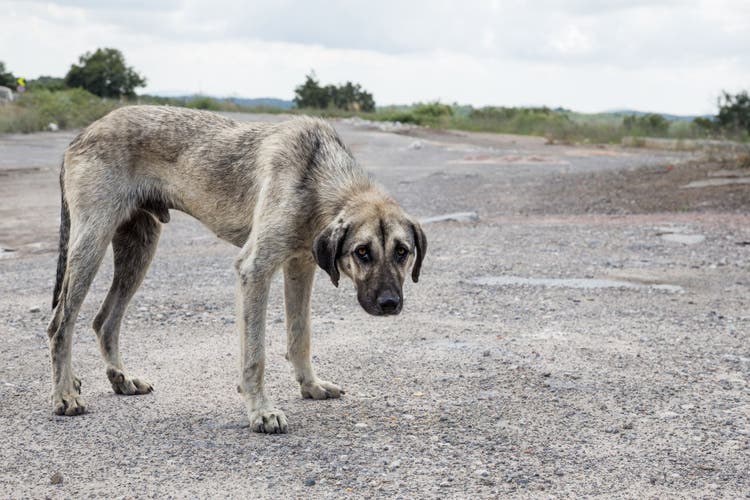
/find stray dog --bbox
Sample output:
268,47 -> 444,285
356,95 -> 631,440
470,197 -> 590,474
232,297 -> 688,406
47,106 -> 426,433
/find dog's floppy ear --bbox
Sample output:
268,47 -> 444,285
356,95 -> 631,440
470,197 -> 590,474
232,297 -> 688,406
313,222 -> 350,287
410,220 -> 427,283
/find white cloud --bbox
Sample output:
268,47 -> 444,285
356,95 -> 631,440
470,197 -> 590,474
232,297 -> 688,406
549,25 -> 593,56
1,0 -> 749,114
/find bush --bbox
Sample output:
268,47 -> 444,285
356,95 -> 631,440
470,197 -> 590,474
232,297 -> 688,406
373,110 -> 424,124
716,90 -> 750,135
412,102 -> 453,124
186,96 -> 223,111
690,117 -> 716,136
0,61 -> 15,88
622,113 -> 669,136
28,76 -> 66,92
0,88 -> 116,133
464,106 -> 577,138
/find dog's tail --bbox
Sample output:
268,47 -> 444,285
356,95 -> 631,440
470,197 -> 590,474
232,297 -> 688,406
52,159 -> 70,310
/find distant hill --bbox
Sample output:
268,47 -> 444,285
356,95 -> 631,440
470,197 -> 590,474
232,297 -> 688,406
224,97 -> 294,109
605,109 -> 713,122
150,92 -> 294,109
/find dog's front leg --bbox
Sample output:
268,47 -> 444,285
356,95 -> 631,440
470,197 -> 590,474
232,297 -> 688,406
283,257 -> 344,400
236,246 -> 288,434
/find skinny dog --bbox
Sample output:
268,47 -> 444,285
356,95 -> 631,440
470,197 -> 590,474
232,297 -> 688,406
47,106 -> 426,433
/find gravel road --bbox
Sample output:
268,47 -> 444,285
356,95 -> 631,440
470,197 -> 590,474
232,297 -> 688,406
1,113 -> 749,498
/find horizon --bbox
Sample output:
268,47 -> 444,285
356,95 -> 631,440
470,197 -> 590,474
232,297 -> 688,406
144,91 -> 715,118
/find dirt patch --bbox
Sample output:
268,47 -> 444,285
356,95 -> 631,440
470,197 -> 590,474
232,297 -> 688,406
533,155 -> 750,214
2,120 -> 749,498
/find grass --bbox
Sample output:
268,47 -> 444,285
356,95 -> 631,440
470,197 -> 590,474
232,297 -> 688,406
2,91 -> 745,145
291,103 -> 741,144
369,105 -> 739,144
0,91 -> 286,133
0,88 -> 117,133
138,95 -> 289,115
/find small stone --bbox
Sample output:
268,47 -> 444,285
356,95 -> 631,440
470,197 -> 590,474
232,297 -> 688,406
29,306 -> 41,313
554,469 -> 564,476
420,211 -> 480,225
659,233 -> 705,245
622,421 -> 634,430
474,469 -> 489,477
354,422 -> 368,429
659,411 -> 680,419
304,478 -> 316,486
50,472 -> 63,485
482,350 -> 491,357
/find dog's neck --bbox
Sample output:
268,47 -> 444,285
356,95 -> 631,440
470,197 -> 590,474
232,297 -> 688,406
312,178 -> 392,235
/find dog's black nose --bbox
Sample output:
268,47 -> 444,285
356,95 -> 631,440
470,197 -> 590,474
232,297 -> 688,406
377,293 -> 400,314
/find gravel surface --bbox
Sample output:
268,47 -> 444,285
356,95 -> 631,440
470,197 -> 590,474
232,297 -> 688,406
1,114 -> 749,498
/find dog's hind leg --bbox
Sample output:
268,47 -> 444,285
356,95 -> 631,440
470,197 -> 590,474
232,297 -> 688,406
93,211 -> 160,395
50,218 -> 116,416
283,257 -> 344,400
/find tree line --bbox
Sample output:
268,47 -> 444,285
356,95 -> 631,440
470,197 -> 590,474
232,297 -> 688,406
293,72 -> 375,112
1,48 -> 146,98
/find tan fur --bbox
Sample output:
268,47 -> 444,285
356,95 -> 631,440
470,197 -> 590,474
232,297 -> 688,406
46,106 -> 426,433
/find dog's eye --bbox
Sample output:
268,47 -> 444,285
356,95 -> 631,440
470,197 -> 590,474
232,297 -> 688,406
395,246 -> 408,261
354,246 -> 370,261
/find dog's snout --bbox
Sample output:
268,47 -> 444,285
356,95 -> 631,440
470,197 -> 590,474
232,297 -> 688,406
377,293 -> 401,314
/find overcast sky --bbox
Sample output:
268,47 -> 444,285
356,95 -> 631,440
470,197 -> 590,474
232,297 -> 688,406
3,0 -> 749,114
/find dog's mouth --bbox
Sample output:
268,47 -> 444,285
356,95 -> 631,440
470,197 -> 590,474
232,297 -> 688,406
358,294 -> 403,316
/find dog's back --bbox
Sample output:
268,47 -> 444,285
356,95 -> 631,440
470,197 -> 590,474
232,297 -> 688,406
61,105 -> 363,245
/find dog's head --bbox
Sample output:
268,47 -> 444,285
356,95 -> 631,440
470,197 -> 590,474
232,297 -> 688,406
313,193 -> 427,316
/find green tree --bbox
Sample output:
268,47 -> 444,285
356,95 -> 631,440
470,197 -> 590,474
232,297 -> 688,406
64,48 -> 146,98
330,81 -> 375,112
0,61 -> 16,88
716,90 -> 750,135
294,71 -> 375,111
293,72 -> 330,108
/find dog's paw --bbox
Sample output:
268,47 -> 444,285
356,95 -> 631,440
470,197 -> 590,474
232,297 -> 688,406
52,390 -> 87,416
301,379 -> 345,400
107,367 -> 153,395
248,407 -> 288,434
